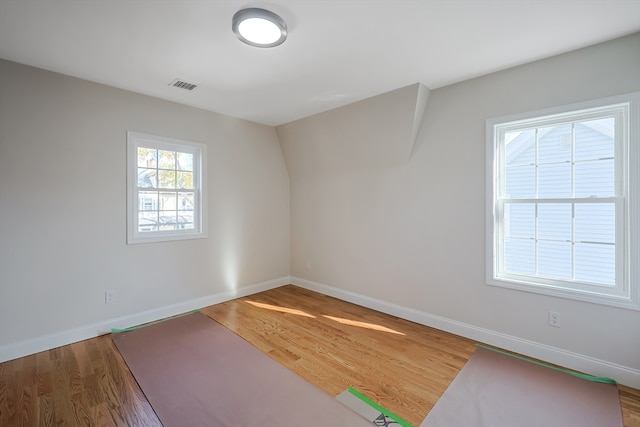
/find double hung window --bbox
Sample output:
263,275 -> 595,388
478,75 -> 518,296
486,93 -> 638,309
127,132 -> 207,244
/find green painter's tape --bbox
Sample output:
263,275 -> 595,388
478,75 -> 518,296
111,310 -> 200,333
477,344 -> 617,384
347,387 -> 413,427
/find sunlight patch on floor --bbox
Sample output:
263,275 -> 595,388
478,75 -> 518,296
245,300 -> 317,318
323,315 -> 406,335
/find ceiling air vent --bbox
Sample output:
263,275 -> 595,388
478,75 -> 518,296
169,78 -> 197,91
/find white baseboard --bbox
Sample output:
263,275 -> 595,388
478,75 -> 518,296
5,275 -> 638,388
0,276 -> 289,363
292,276 -> 640,389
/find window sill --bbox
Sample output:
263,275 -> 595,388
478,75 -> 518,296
487,276 -> 639,311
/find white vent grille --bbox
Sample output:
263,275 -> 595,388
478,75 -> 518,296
169,78 -> 197,91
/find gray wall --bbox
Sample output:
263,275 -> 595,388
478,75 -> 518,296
0,59 -> 290,350
278,34 -> 640,383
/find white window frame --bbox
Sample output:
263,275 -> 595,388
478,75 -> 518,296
127,131 -> 207,244
486,92 -> 639,310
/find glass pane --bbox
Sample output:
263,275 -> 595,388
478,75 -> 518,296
575,243 -> 615,286
137,147 -> 157,168
138,212 -> 158,232
158,170 -> 176,189
575,118 -> 614,161
158,150 -> 176,170
505,129 -> 535,166
177,212 -> 194,230
159,192 -> 177,210
505,165 -> 535,198
158,211 -> 178,230
538,240 -> 572,280
538,203 -> 571,240
137,168 -> 157,188
177,152 -> 193,171
575,203 -> 615,243
538,163 -> 571,198
178,193 -> 194,211
538,124 -> 572,164
574,159 -> 614,198
504,238 -> 535,275
504,203 -> 534,238
177,171 -> 193,189
138,191 -> 158,211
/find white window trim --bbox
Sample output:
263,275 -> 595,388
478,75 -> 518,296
486,92 -> 639,310
127,131 -> 207,244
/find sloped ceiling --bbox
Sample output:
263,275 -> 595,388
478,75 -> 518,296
0,1 -> 638,126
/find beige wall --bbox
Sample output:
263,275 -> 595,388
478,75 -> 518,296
278,34 -> 640,380
0,59 -> 290,349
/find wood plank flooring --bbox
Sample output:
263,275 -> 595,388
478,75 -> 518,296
1,284 -> 639,426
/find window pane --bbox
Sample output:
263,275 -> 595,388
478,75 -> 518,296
159,192 -> 177,210
178,193 -> 194,211
137,147 -> 157,168
538,240 -> 572,280
159,212 -> 178,230
505,165 -> 535,198
138,191 -> 157,211
538,124 -> 572,164
538,203 -> 571,240
575,243 -> 615,286
504,238 -> 535,274
177,152 -> 193,171
504,203 -> 535,238
177,171 -> 193,189
177,213 -> 194,230
575,118 -> 614,161
538,163 -> 571,198
137,168 -> 157,188
158,150 -> 176,170
505,129 -> 535,166
574,159 -> 614,197
158,170 -> 176,189
575,203 -> 615,243
138,211 -> 158,232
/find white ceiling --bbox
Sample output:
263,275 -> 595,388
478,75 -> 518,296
1,1 -> 639,126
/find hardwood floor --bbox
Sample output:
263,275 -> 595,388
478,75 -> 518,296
1,284 -> 639,426
0,334 -> 161,427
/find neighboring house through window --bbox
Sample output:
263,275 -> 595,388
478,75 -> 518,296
127,131 -> 207,244
486,92 -> 639,309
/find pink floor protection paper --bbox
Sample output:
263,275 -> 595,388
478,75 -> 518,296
112,312 -> 373,427
420,346 -> 623,427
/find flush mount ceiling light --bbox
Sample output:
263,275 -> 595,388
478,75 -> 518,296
232,8 -> 287,48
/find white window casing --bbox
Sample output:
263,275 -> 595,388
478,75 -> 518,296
127,131 -> 207,244
486,92 -> 639,310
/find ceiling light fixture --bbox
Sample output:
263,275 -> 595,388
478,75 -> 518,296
232,8 -> 287,48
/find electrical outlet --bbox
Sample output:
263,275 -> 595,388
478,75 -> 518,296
548,311 -> 561,327
105,290 -> 115,304
306,260 -> 312,269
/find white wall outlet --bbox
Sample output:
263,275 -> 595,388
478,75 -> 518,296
548,311 -> 561,327
306,260 -> 312,269
105,290 -> 115,304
